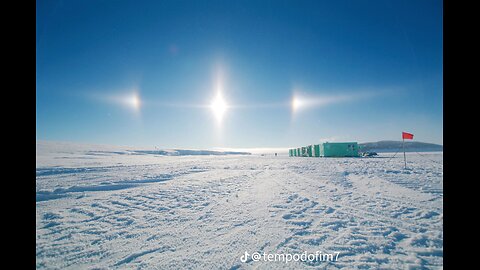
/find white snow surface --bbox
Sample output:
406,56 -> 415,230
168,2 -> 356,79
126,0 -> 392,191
36,141 -> 443,269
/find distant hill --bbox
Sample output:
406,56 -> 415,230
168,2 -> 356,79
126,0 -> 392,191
132,149 -> 251,156
359,141 -> 443,153
36,141 -> 252,156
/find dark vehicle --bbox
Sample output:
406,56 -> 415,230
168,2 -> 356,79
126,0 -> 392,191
361,151 -> 378,157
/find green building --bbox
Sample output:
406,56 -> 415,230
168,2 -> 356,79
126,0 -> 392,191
289,142 -> 359,157
306,145 -> 313,157
319,142 -> 359,157
313,144 -> 320,157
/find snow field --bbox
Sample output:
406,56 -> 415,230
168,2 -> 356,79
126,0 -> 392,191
36,142 -> 442,269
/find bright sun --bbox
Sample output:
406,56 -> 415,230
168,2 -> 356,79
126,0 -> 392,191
126,93 -> 141,111
210,92 -> 227,122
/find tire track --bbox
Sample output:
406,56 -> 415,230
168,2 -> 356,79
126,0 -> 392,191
271,169 -> 441,243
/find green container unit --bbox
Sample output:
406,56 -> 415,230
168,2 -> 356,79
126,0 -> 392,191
297,148 -> 301,157
289,149 -> 292,157
319,144 -> 325,156
293,149 -> 296,156
301,147 -> 307,157
321,142 -> 359,157
307,145 -> 313,157
313,144 -> 320,157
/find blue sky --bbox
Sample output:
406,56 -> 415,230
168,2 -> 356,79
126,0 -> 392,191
36,0 -> 442,148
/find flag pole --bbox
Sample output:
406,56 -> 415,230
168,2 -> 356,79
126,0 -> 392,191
403,137 -> 406,169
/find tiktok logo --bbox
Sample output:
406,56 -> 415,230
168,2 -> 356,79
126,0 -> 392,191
240,251 -> 249,262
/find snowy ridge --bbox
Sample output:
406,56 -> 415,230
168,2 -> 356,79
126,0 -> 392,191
359,140 -> 443,153
36,140 -> 250,160
133,149 -> 251,156
36,142 -> 442,269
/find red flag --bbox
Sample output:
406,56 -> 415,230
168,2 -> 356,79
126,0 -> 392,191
402,132 -> 414,140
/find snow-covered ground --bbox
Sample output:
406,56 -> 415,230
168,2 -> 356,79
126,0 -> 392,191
36,141 -> 443,269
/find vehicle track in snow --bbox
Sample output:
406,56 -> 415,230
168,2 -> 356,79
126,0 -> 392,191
37,152 -> 443,269
264,164 -> 442,268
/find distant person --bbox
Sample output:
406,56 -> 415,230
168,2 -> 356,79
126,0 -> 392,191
275,153 -> 277,156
